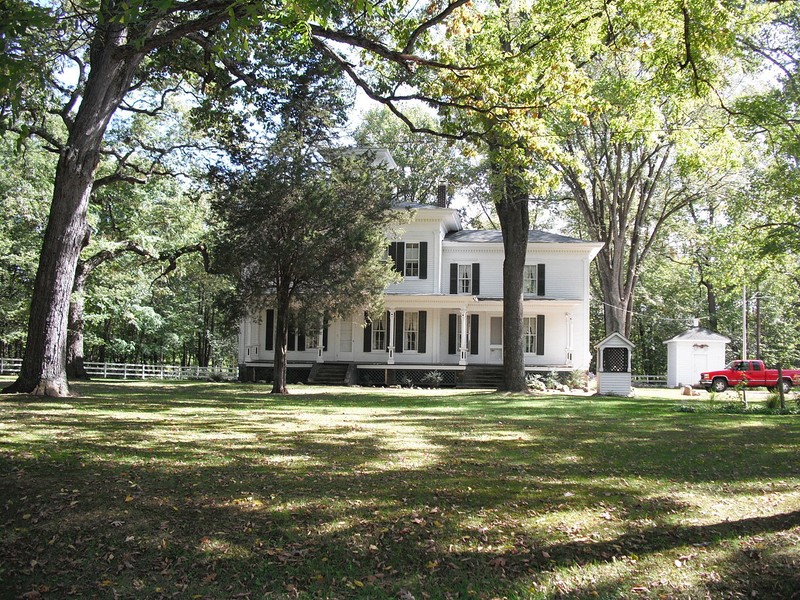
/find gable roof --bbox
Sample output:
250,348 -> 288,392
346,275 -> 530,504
595,332 -> 635,350
664,326 -> 731,344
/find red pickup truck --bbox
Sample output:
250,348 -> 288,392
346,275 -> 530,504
701,360 -> 800,393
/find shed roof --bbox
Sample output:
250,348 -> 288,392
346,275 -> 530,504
663,326 -> 731,344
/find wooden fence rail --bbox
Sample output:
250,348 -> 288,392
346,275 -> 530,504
0,358 -> 237,381
631,374 -> 668,387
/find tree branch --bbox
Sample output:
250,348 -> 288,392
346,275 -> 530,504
402,0 -> 471,54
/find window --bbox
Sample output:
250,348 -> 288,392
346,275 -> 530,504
404,311 -> 419,352
524,265 -> 537,294
306,333 -> 319,350
450,263 -> 480,295
372,314 -> 387,351
287,325 -> 305,352
405,243 -> 420,277
524,263 -> 545,296
458,264 -> 472,294
389,242 -> 427,279
523,317 -> 538,353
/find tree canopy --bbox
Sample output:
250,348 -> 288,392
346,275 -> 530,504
1,0 -> 797,396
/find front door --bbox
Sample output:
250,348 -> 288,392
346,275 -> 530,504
489,316 -> 503,364
336,320 -> 354,361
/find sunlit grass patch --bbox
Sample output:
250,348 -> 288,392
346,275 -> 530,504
1,377 -> 799,598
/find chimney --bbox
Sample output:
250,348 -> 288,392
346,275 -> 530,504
436,183 -> 448,208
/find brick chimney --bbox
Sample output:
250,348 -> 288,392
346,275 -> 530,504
436,183 -> 448,207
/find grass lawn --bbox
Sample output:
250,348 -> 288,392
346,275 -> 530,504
1,378 -> 799,599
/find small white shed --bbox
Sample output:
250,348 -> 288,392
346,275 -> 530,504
595,332 -> 635,396
664,322 -> 730,388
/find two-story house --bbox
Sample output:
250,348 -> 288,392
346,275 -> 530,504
238,199 -> 603,387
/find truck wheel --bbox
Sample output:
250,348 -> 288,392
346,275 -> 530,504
780,379 -> 792,394
712,378 -> 728,393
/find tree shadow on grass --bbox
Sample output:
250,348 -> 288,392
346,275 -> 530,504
2,383 -> 800,598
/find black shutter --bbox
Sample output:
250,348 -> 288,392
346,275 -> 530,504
470,314 -> 480,355
418,311 -> 427,353
394,311 -> 404,353
450,263 -> 458,294
448,314 -> 457,355
537,263 -> 546,296
322,321 -> 328,351
288,324 -> 295,351
265,310 -> 274,351
472,263 -> 480,296
388,243 -> 398,272
536,315 -> 545,355
298,333 -> 306,352
395,243 -> 405,274
419,242 -> 428,279
363,321 -> 372,352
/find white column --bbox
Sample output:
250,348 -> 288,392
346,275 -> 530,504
388,309 -> 396,364
565,312 -> 574,366
459,308 -> 468,365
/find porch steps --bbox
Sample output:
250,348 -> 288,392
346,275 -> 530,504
308,362 -> 352,386
460,365 -> 505,389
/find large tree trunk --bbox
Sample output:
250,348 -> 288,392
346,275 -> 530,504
595,252 -> 634,337
493,158 -> 530,393
271,287 -> 291,394
66,262 -> 91,380
2,25 -> 144,396
700,279 -> 718,331
66,229 -> 92,380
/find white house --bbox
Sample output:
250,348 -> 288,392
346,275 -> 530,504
238,200 -> 604,386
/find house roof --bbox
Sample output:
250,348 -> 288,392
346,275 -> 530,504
664,326 -> 731,344
445,229 -> 590,244
394,201 -> 452,211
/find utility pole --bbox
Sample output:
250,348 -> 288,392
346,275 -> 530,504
742,286 -> 747,360
755,291 -> 761,360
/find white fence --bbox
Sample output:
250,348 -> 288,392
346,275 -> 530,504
0,357 -> 237,381
631,374 -> 668,387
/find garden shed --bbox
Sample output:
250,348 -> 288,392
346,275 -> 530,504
664,321 -> 730,388
595,332 -> 635,396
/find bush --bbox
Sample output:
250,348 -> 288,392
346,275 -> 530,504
543,370 -> 560,389
526,373 -> 546,392
420,370 -> 443,388
567,370 -> 588,389
766,392 -> 782,410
